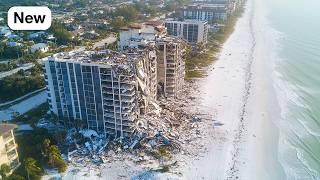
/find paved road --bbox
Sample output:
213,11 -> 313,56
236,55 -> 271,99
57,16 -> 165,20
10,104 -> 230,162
0,91 -> 47,121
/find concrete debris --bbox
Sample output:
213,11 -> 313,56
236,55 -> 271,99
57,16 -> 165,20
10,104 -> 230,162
79,129 -> 99,138
65,82 -> 208,172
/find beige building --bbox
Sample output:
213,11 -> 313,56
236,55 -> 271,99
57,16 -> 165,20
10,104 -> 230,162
0,124 -> 20,173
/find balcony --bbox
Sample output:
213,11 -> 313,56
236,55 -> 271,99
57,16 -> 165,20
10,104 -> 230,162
7,150 -> 18,160
5,142 -> 16,152
3,134 -> 13,143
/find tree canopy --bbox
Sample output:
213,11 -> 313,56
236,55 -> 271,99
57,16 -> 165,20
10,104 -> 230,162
23,157 -> 43,180
49,20 -> 73,45
113,5 -> 139,23
0,164 -> 11,179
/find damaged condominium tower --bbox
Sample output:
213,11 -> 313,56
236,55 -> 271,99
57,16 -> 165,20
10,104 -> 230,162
44,20 -> 186,138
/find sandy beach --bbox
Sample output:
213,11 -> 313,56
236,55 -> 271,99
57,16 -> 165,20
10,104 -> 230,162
176,0 -> 285,179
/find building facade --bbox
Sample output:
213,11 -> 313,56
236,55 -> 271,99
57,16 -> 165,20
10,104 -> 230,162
44,48 -> 157,138
182,3 -> 229,23
165,19 -> 208,44
156,39 -> 186,98
0,124 -> 20,173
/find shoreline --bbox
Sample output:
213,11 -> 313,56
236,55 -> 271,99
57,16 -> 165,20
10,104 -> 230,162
176,0 -> 286,179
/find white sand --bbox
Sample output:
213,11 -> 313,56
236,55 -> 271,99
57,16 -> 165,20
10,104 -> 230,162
176,0 -> 286,179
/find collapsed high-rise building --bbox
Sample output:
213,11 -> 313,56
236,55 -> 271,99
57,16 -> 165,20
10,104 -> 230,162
44,47 -> 157,138
118,20 -> 187,98
44,20 -> 187,138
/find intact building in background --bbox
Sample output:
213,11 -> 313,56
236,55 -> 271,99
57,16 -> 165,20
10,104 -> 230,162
44,48 -> 157,138
182,3 -> 229,23
165,19 -> 208,44
0,124 -> 20,173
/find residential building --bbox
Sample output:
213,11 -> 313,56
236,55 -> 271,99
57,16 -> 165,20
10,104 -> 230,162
165,19 -> 208,44
44,47 -> 157,138
192,0 -> 230,4
0,26 -> 11,37
0,124 -> 20,174
118,20 -> 167,51
31,43 -> 49,53
182,3 -> 229,23
7,42 -> 22,47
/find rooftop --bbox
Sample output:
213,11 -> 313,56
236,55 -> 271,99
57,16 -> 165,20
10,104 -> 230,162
184,3 -> 227,9
165,19 -> 208,24
120,20 -> 166,33
47,46 -> 155,67
0,124 -> 17,136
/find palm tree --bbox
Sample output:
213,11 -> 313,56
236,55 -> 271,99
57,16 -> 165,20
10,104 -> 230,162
0,164 -> 11,179
42,138 -> 51,157
23,157 -> 42,180
48,145 -> 61,167
47,145 -> 67,173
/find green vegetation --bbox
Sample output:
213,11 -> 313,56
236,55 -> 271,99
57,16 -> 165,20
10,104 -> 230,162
49,20 -> 73,45
113,5 -> 139,23
110,5 -> 140,31
0,65 -> 45,103
0,62 -> 17,72
6,102 -> 67,179
0,43 -> 24,59
0,164 -> 11,179
10,128 -> 67,179
185,5 -> 246,79
0,0 -> 37,11
47,144 -> 67,173
6,174 -> 25,180
23,158 -> 43,180
111,16 -> 127,31
164,0 -> 190,12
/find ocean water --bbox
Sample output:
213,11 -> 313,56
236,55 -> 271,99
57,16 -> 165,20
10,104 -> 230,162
263,0 -> 320,179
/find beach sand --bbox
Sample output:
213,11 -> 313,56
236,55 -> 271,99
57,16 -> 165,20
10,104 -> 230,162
177,0 -> 285,179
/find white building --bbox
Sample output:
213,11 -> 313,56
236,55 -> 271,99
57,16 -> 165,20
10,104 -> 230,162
182,3 -> 229,23
165,19 -> 208,44
118,20 -> 167,51
0,124 -> 20,174
43,48 -> 158,138
0,26 -> 11,37
31,43 -> 49,53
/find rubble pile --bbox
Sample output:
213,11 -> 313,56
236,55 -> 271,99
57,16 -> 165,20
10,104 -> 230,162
66,82 -> 205,170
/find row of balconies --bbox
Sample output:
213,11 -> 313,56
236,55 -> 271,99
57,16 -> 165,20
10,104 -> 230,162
7,149 -> 18,161
3,133 -> 14,143
103,104 -> 135,113
5,142 -> 16,153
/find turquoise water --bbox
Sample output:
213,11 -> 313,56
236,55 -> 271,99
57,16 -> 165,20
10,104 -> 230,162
265,0 -> 320,179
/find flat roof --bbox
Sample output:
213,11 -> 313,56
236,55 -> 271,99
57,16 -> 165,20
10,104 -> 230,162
0,124 -> 17,136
